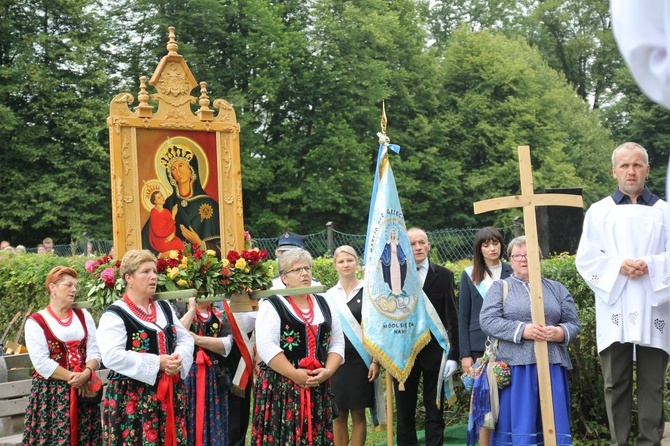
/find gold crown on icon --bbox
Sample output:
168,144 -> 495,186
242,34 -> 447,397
160,144 -> 194,169
145,183 -> 162,199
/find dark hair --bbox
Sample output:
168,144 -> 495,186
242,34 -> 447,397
149,190 -> 161,205
471,227 -> 504,285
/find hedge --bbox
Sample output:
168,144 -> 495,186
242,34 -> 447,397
0,251 -> 642,443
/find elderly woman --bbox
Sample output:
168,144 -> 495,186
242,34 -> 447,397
252,248 -> 344,445
326,245 -> 380,446
97,249 -> 194,445
179,296 -> 233,446
479,236 -> 580,445
22,266 -> 102,445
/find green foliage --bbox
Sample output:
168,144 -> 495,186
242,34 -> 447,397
0,251 -> 640,442
0,253 -> 98,340
311,256 -> 338,290
0,0 -> 114,245
541,254 -> 609,443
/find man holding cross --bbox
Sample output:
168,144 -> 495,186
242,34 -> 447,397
576,142 -> 670,446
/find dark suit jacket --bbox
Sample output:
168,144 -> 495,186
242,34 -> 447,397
457,262 -> 513,359
416,261 -> 459,370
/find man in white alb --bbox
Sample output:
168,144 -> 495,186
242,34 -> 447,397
576,142 -> 670,446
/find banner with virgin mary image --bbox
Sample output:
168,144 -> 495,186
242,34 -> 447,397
362,140 -> 453,396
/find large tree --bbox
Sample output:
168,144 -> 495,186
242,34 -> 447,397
393,28 -> 614,229
0,0 -> 114,246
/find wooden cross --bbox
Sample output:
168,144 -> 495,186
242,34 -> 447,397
473,145 -> 583,446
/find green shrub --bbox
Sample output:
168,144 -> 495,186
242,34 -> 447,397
0,251 -> 625,443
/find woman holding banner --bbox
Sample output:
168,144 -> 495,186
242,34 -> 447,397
252,248 -> 344,445
326,245 -> 383,446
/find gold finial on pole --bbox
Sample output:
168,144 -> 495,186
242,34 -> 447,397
381,101 -> 388,136
167,27 -> 178,56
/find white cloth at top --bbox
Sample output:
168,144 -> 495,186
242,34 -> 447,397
24,308 -> 102,379
611,1 -> 670,108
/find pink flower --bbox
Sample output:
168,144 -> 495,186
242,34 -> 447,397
100,268 -> 116,287
85,260 -> 97,273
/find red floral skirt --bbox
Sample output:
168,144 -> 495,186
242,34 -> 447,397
102,377 -> 188,445
22,378 -> 102,445
251,366 -> 335,445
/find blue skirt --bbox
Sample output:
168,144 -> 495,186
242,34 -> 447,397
490,364 -> 572,446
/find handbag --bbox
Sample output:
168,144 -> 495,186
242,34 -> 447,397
329,392 -> 340,419
77,371 -> 104,406
465,280 -> 512,444
211,357 -> 233,392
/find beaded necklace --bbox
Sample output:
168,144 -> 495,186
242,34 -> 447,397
123,295 -> 157,323
287,295 -> 315,327
46,305 -> 73,327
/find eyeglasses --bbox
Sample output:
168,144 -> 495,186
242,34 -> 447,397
284,266 -> 312,275
56,281 -> 80,291
510,254 -> 528,261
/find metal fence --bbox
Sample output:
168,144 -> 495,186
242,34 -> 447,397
253,225 -> 519,263
44,224 -> 518,262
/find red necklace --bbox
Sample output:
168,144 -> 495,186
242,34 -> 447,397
123,295 -> 157,323
46,305 -> 73,327
287,295 -> 315,327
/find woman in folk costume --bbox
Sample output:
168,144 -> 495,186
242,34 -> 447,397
326,246 -> 384,446
179,296 -> 234,446
459,227 -> 513,445
97,249 -> 194,445
22,266 -> 102,446
480,237 -> 580,446
252,248 -> 344,445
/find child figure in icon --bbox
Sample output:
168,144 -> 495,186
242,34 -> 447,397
148,189 -> 185,253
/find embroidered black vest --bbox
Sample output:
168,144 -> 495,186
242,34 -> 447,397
264,294 -> 333,367
29,309 -> 89,379
104,300 -> 177,381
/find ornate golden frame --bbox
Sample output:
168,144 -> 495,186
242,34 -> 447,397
107,27 -> 244,258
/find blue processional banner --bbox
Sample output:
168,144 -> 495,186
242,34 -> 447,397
362,142 -> 454,403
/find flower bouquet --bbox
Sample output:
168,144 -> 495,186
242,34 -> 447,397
83,255 -> 124,308
82,242 -> 274,310
157,244 -> 227,296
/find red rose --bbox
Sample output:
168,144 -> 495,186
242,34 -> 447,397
259,249 -> 269,259
146,429 -> 158,442
126,401 -> 136,414
286,409 -> 293,421
226,250 -> 240,263
156,258 -> 169,273
122,429 -> 130,438
167,257 -> 179,268
140,332 -> 148,339
193,248 -> 204,259
132,340 -> 140,347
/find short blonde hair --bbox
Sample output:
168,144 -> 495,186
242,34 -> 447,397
120,249 -> 157,283
333,245 -> 358,261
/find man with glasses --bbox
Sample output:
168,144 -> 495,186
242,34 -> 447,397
576,142 -> 670,446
